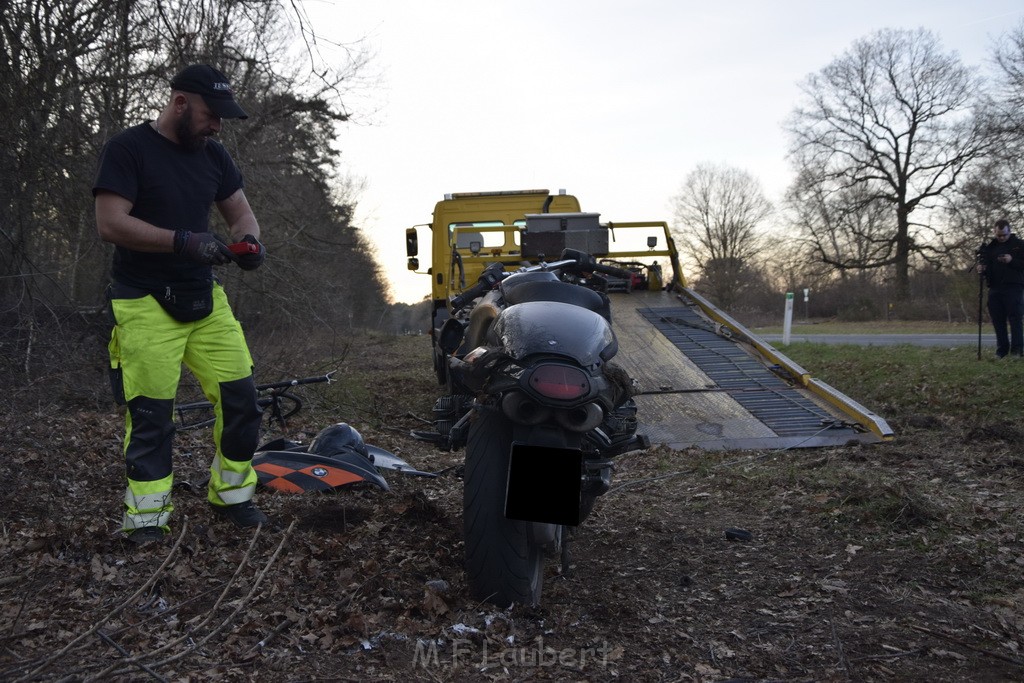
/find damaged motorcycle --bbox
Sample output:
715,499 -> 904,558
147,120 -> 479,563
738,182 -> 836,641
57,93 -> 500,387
414,248 -> 649,607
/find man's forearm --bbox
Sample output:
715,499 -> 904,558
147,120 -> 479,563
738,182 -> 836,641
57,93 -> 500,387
96,200 -> 176,253
228,213 -> 260,242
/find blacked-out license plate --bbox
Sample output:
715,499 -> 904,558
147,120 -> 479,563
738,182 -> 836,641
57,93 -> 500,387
505,443 -> 583,526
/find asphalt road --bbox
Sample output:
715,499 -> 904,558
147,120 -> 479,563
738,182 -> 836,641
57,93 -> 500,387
760,333 -> 995,347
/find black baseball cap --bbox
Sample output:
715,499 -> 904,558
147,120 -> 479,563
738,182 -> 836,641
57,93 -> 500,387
170,64 -> 248,119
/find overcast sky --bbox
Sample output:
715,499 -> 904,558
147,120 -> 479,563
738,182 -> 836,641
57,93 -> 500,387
299,1 -> 1024,304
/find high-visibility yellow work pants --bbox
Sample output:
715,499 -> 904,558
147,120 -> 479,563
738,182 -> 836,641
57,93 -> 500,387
108,283 -> 261,531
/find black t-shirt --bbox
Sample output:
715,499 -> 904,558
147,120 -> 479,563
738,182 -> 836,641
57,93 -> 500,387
93,122 -> 244,289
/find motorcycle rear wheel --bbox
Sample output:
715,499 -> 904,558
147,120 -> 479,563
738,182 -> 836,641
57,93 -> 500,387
463,409 -> 545,607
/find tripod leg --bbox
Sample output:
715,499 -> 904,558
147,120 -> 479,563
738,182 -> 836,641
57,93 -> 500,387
978,274 -> 984,361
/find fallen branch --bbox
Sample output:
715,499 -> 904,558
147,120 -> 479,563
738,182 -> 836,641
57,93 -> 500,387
21,520 -> 189,681
96,630 -> 167,682
103,520 -> 296,678
181,520 -> 296,657
103,583 -> 229,639
87,521 -> 269,680
246,617 -> 296,655
911,624 -> 1024,667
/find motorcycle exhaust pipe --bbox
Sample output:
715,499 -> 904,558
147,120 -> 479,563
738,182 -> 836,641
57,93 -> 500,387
555,403 -> 604,432
501,392 -> 552,426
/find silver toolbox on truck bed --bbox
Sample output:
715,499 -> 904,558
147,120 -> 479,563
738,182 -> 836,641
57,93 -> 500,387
522,212 -> 608,258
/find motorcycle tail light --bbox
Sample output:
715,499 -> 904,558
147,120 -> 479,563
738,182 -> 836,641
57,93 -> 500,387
528,364 -> 590,400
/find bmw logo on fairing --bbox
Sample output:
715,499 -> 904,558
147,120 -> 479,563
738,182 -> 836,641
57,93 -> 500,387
312,467 -> 328,477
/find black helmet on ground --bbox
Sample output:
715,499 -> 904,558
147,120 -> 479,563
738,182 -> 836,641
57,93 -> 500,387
310,423 -> 370,460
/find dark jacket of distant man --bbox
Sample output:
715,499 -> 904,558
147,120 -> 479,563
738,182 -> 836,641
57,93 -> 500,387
979,220 -> 1024,357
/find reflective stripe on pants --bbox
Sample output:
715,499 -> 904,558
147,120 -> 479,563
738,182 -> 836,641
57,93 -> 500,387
123,477 -> 174,530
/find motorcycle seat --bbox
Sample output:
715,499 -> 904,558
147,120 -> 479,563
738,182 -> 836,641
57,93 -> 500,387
502,280 -> 610,320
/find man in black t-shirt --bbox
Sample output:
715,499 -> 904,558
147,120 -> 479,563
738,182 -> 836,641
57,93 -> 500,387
979,218 -> 1024,358
94,64 -> 269,543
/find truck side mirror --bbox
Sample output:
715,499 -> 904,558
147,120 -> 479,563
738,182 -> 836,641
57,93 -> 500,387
407,257 -> 419,270
647,236 -> 658,249
406,228 -> 419,257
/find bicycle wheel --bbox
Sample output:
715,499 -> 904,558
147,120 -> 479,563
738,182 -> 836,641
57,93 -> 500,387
259,392 -> 303,429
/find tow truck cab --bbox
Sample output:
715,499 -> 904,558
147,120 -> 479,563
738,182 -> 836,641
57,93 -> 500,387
405,188 -> 683,333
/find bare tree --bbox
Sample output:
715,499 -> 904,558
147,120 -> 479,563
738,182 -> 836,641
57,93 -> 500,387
982,20 -> 1024,221
940,22 -> 1024,270
942,159 -> 1018,268
785,169 -> 898,279
670,163 -> 773,309
0,0 -> 389,383
993,21 -> 1024,136
786,28 -> 991,300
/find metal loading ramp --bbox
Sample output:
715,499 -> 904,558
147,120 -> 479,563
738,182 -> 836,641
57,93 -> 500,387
608,290 -> 890,450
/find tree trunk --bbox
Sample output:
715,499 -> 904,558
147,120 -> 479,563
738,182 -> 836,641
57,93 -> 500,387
894,208 -> 911,300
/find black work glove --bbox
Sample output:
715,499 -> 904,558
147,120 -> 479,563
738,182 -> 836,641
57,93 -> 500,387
235,234 -> 266,271
173,230 -> 233,265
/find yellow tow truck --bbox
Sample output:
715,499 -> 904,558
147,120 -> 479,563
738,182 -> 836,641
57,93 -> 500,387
405,189 -> 892,450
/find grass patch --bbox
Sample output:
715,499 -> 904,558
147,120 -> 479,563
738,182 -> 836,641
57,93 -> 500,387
827,475 -> 945,530
779,343 -> 1018,426
752,320 -> 982,334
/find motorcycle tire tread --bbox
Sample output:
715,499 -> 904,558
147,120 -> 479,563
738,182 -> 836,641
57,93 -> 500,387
463,410 -> 544,607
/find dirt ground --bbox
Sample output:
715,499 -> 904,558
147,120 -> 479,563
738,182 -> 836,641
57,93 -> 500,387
1,334 -> 1022,682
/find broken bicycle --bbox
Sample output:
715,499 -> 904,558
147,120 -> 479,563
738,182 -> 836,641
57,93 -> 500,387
173,371 -> 336,431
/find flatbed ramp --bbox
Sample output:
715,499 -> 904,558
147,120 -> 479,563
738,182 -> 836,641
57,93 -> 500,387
609,290 -> 892,450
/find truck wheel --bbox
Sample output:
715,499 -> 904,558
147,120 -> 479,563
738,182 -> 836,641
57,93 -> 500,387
464,410 -> 544,607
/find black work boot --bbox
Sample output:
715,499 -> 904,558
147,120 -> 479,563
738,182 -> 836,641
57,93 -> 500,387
210,500 -> 268,528
126,526 -> 166,545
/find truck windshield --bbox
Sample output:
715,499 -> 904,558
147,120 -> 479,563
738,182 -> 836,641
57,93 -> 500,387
449,221 -> 523,249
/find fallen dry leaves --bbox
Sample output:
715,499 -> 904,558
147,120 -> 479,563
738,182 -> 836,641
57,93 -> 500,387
0,336 -> 1022,681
